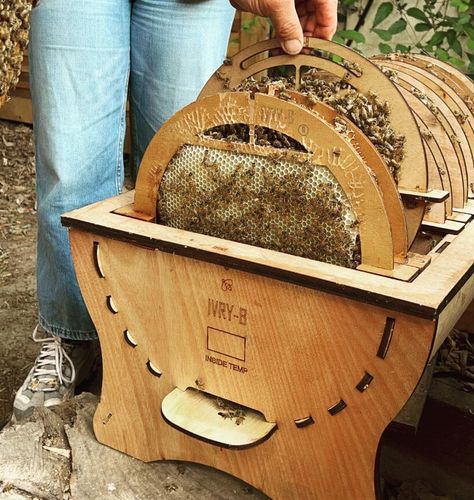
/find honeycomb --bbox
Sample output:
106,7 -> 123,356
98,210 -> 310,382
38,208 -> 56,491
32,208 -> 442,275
0,1 -> 32,102
158,145 -> 361,268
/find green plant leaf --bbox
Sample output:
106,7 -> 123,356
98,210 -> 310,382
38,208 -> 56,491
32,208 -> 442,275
388,18 -> 407,35
332,34 -> 345,44
448,56 -> 465,67
337,30 -> 366,43
464,25 -> 474,39
452,39 -> 463,56
452,0 -> 470,13
435,47 -> 449,61
372,28 -> 393,41
406,7 -> 429,23
457,13 -> 471,25
468,38 -> 474,51
379,42 -> 392,54
415,23 -> 432,32
429,31 -> 445,46
373,2 -> 394,27
446,29 -> 456,45
395,44 -> 410,52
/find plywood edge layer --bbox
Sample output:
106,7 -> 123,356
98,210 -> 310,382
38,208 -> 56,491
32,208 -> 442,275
64,217 -> 438,318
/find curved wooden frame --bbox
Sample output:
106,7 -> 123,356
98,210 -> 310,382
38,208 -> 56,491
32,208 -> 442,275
394,54 -> 474,113
284,91 -> 408,257
200,37 -> 427,194
134,92 -> 396,270
395,86 -> 455,223
376,57 -> 474,199
381,65 -> 471,208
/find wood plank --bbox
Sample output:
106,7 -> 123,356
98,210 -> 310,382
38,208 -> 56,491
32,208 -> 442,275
422,219 -> 465,234
398,188 -> 449,203
0,96 -> 33,123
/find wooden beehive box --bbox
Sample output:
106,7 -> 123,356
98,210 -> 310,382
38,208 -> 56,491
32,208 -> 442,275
62,39 -> 474,499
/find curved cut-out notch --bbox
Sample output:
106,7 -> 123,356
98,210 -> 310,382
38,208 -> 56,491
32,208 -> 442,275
146,359 -> 162,377
92,241 -> 105,278
377,317 -> 395,359
161,388 -> 277,449
123,329 -> 138,348
328,399 -> 347,416
106,295 -> 119,314
356,372 -> 374,392
294,415 -> 315,428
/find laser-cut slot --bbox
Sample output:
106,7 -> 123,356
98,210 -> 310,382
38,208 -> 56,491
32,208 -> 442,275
377,317 -> 395,359
294,416 -> 315,428
146,360 -> 162,377
328,400 -> 347,416
123,329 -> 137,348
356,372 -> 374,392
435,241 -> 451,254
92,241 -> 105,278
106,295 -> 119,314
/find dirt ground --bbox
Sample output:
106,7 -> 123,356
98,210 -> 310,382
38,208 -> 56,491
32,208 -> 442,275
0,120 -> 38,429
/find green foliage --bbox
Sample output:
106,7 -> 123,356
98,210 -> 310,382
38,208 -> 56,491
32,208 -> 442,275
335,0 -> 473,75
368,0 -> 474,74
337,29 -> 366,43
373,2 -> 394,26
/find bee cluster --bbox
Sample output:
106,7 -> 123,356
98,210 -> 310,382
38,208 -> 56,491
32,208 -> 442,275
0,0 -> 32,104
236,69 -> 405,181
159,67 -> 403,269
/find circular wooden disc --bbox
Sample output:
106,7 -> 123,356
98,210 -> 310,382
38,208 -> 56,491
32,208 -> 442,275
134,92 -> 397,270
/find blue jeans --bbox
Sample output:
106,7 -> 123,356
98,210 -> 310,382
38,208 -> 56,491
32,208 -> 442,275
30,0 -> 234,340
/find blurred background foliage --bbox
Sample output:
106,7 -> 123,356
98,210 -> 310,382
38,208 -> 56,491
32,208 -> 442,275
237,0 -> 473,76
335,0 -> 474,75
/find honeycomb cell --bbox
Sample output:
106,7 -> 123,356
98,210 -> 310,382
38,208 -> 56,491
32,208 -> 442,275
158,144 -> 360,268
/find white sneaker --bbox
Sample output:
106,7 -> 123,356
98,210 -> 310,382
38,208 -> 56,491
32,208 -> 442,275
13,325 -> 98,420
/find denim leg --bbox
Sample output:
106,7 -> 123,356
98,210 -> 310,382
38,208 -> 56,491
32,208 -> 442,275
30,0 -> 131,340
130,0 -> 235,178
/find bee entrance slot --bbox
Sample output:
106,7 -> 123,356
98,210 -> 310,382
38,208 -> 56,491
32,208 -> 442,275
161,388 -> 277,449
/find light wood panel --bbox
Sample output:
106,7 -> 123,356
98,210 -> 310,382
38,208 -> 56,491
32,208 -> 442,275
63,190 -> 474,499
69,227 -> 434,500
63,191 -> 474,322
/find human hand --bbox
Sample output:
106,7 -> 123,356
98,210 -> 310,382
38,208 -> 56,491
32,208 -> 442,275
230,0 -> 338,55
